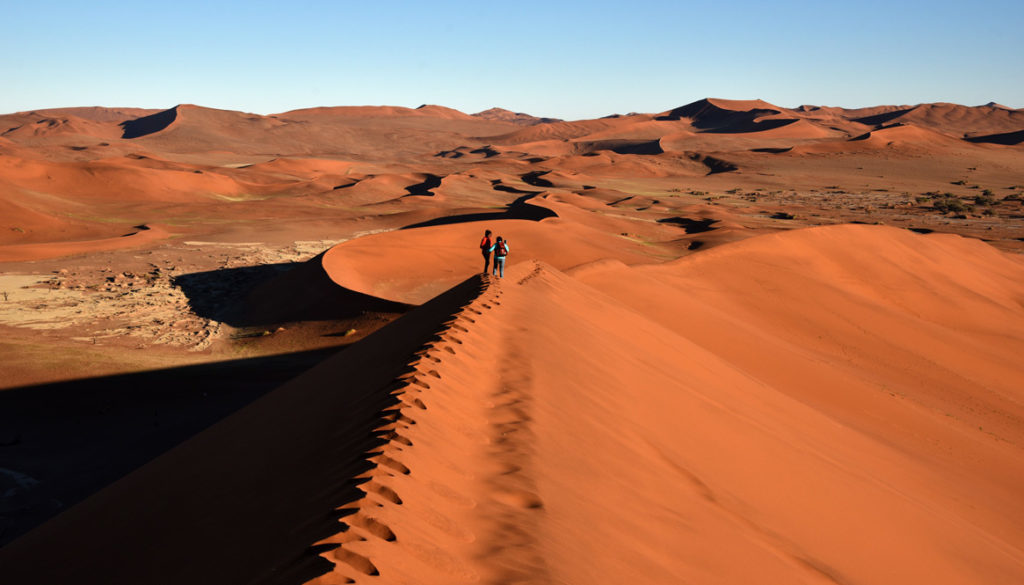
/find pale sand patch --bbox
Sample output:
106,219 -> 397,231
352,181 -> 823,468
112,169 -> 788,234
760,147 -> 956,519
0,239 -> 358,351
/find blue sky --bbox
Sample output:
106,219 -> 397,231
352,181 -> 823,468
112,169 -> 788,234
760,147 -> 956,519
2,0 -> 1022,119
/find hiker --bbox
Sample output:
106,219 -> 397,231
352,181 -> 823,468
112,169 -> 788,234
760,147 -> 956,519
491,236 -> 509,278
480,229 -> 493,273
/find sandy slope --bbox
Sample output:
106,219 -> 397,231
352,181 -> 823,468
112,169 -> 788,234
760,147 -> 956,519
3,224 -> 1022,584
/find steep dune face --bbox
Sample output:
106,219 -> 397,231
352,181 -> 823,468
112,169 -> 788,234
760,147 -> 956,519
3,225 -> 1022,585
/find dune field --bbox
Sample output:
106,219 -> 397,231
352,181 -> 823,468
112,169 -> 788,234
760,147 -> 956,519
0,98 -> 1022,584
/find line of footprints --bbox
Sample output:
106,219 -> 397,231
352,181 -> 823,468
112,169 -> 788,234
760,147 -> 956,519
328,276 -> 505,581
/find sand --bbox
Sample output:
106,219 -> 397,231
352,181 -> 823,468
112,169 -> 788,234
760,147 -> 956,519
1,98 -> 1023,583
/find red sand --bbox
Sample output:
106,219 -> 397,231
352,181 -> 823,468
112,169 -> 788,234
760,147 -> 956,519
1,99 -> 1023,584
3,224 -> 1023,584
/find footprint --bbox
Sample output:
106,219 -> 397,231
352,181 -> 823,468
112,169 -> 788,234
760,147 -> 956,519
351,515 -> 397,541
366,482 -> 403,504
378,455 -> 411,475
492,488 -> 543,509
333,548 -> 379,575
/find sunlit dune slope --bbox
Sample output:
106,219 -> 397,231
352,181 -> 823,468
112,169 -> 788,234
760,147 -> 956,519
2,224 -> 1022,585
320,217 -> 670,304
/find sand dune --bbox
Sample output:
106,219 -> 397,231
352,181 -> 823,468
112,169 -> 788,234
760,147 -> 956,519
472,107 -> 561,126
849,102 -> 1024,138
2,224 -> 1021,584
320,215 -> 670,304
1,113 -> 122,142
0,224 -> 168,262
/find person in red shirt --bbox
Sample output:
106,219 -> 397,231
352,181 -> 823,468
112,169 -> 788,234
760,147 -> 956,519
480,229 -> 493,274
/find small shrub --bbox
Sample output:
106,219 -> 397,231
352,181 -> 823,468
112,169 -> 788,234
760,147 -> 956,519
974,192 -> 997,206
915,195 -> 932,204
933,196 -> 969,213
951,179 -> 967,185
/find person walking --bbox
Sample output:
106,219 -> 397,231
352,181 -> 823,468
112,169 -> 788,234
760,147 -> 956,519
480,229 -> 493,274
491,236 -> 509,278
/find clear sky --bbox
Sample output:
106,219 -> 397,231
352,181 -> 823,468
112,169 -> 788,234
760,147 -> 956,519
3,0 -> 1022,119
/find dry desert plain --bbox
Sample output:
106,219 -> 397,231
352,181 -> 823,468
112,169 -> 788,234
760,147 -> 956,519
0,98 -> 1023,584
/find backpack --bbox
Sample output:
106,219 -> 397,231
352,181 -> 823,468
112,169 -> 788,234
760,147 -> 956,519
480,236 -> 491,250
495,241 -> 507,257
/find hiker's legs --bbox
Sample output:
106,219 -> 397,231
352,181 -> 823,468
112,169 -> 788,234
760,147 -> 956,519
483,251 -> 491,273
497,257 -> 505,277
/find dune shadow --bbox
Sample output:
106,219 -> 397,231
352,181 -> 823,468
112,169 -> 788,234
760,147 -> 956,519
687,152 -> 738,174
704,118 -> 799,134
403,174 -> 443,196
578,139 -> 664,155
172,263 -> 297,326
491,179 -> 541,195
966,129 -> 1024,145
751,146 -> 793,153
658,217 -> 718,234
173,257 -> 408,328
0,347 -> 342,548
120,107 -> 177,139
521,170 -> 554,187
851,108 -> 913,127
0,274 -> 489,585
399,194 -> 558,230
654,100 -> 796,134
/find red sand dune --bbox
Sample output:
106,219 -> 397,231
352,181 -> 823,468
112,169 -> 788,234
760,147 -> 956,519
472,107 -> 561,126
321,216 -> 669,304
2,224 -> 1022,584
0,113 -> 122,142
863,102 -> 1024,138
0,224 -> 168,262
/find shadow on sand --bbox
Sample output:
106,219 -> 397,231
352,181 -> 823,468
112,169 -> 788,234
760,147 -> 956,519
399,194 -> 557,230
0,347 -> 344,548
173,254 -> 408,328
0,274 -> 488,585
